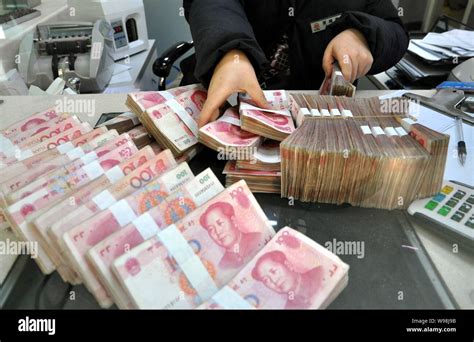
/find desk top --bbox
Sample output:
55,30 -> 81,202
0,89 -> 472,309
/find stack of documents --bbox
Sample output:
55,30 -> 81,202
409,29 -> 474,62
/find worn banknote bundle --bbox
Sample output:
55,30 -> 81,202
126,84 -> 203,116
97,112 -> 141,134
319,63 -> 356,98
126,84 -> 207,156
282,94 -> 449,209
235,139 -> 281,172
125,125 -> 153,149
129,87 -> 292,194
198,90 -> 288,194
199,107 -> 262,157
239,90 -> 295,142
200,227 -> 349,309
224,161 -> 281,194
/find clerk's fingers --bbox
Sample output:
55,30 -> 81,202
337,54 -> 354,83
349,56 -> 359,83
199,88 -> 230,128
322,47 -> 335,77
359,52 -> 374,78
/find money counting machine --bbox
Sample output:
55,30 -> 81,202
17,20 -> 115,93
67,0 -> 149,62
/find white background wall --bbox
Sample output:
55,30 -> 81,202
143,0 -> 192,56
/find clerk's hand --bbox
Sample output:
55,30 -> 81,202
199,49 -> 270,128
322,29 -> 374,83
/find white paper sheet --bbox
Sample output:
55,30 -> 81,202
415,106 -> 473,186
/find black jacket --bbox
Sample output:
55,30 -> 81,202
182,0 -> 409,90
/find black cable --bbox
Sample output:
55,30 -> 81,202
34,274 -> 52,310
34,274 -> 73,309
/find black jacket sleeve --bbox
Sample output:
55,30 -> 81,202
331,0 -> 409,75
183,0 -> 268,86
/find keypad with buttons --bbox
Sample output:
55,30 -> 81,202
408,181 -> 474,246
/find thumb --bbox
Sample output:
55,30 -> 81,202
198,93 -> 226,128
245,81 -> 271,109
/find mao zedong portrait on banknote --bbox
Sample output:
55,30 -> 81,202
199,201 -> 262,269
251,249 -> 323,309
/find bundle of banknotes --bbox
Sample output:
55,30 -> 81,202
239,91 -> 296,142
198,90 -> 291,194
126,84 -> 206,158
97,112 -> 142,134
0,106 -> 350,309
283,94 -> 450,210
0,107 -> 175,273
224,161 -> 281,194
127,85 -> 290,194
319,63 -> 356,97
108,181 -> 349,309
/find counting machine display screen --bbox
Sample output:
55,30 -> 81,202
111,20 -> 128,49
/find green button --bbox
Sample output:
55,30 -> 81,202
425,201 -> 439,211
465,218 -> 474,229
467,195 -> 474,205
446,199 -> 459,208
451,212 -> 465,223
438,206 -> 452,217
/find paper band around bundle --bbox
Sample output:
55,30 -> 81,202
110,199 -> 137,227
371,127 -> 385,137
105,166 -> 125,183
395,127 -> 409,137
401,118 -> 416,132
321,109 -> 331,117
66,146 -> 86,160
384,127 -> 398,137
158,225 -> 219,302
166,99 -> 199,137
212,286 -> 253,310
160,91 -> 174,101
300,108 -> 311,117
240,102 -> 291,117
218,116 -> 242,127
57,141 -> 75,154
133,212 -> 161,240
92,190 -> 117,210
0,135 -> 16,157
80,151 -> 98,165
18,149 -> 34,160
361,126 -> 372,135
342,110 -> 353,118
83,160 -> 106,180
